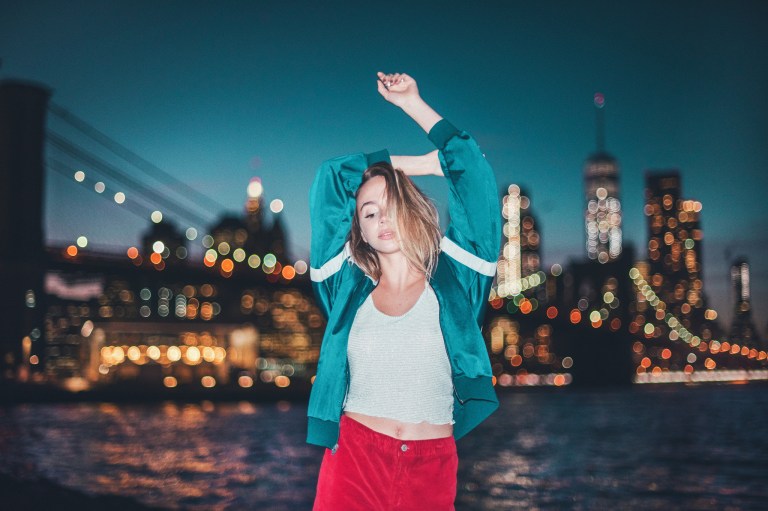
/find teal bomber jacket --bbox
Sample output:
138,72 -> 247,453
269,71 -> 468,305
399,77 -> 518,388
307,119 -> 501,448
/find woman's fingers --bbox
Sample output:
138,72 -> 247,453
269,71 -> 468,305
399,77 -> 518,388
377,71 -> 406,88
377,78 -> 389,96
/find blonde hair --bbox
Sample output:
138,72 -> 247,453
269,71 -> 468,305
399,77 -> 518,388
349,163 -> 441,280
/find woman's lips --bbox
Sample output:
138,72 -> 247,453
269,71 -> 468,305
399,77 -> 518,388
378,231 -> 394,240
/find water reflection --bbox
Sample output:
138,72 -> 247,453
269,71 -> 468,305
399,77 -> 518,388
1,386 -> 767,510
0,401 -> 320,510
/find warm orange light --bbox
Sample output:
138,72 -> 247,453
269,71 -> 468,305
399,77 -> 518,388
704,358 -> 716,370
546,306 -> 558,319
238,375 -> 254,388
609,318 -> 621,331
684,364 -> 694,374
730,344 -> 740,355
282,265 -> 296,280
150,252 -> 162,265
519,300 -> 532,314
741,346 -> 749,356
661,348 -> 672,360
221,259 -> 235,272
640,357 -> 651,368
591,319 -> 602,329
66,245 -> 78,257
510,354 -> 523,367
651,366 -> 662,376
491,376 -> 497,386
569,309 -> 581,324
127,246 -> 139,259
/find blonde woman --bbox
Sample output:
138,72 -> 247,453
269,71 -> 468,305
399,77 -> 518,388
309,72 -> 501,510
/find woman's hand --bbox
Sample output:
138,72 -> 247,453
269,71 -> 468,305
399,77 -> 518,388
376,71 -> 443,134
376,72 -> 420,109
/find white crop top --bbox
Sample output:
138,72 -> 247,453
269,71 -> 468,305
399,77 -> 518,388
344,284 -> 454,425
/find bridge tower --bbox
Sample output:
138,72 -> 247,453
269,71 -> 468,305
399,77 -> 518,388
0,79 -> 51,382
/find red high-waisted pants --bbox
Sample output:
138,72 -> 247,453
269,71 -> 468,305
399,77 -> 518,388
313,415 -> 458,511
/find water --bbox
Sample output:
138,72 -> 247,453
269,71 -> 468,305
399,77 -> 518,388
1,385 -> 766,510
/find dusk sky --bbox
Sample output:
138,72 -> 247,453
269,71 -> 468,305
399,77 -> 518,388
2,1 -> 766,329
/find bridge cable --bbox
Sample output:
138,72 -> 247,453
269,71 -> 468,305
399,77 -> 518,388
48,102 -> 228,213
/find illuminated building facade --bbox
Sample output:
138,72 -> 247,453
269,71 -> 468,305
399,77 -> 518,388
729,258 -> 761,348
496,185 -> 541,298
42,262 -> 325,391
584,93 -> 622,264
584,153 -> 622,263
630,170 -> 725,379
644,171 -> 708,331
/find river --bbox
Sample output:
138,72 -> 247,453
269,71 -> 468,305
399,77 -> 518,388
1,384 -> 766,510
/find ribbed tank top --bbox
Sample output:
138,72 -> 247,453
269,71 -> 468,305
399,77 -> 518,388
344,284 -> 454,424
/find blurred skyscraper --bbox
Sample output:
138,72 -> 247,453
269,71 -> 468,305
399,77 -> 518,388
496,184 -> 541,298
584,93 -> 622,263
729,258 -> 762,348
643,171 -> 719,349
209,177 -> 287,262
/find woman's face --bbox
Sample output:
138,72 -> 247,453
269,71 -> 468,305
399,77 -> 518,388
356,175 -> 401,254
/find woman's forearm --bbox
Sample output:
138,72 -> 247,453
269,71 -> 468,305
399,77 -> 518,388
399,97 -> 443,135
390,150 -> 442,177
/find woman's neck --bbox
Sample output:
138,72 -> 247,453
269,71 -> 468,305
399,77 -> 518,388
377,252 -> 425,291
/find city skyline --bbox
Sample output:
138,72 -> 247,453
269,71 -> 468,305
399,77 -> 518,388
2,1 -> 766,330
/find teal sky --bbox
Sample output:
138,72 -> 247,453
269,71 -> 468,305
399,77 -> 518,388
2,0 -> 766,329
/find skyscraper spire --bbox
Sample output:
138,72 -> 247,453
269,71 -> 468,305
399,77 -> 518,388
584,92 -> 622,263
594,92 -> 605,153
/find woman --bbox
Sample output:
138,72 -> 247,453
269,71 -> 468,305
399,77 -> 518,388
308,72 -> 501,510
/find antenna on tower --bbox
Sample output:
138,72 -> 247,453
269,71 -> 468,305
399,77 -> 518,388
594,92 -> 605,152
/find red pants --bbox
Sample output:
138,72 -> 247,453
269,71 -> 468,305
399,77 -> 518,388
313,415 -> 458,511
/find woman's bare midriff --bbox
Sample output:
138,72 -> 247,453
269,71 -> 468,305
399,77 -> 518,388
344,411 -> 453,440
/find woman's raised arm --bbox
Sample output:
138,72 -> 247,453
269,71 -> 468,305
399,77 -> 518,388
390,150 -> 442,177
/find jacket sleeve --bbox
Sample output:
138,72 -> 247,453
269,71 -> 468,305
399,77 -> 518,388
430,120 -> 501,318
309,149 -> 390,318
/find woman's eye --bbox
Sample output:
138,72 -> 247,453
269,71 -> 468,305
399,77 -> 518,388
364,213 -> 374,219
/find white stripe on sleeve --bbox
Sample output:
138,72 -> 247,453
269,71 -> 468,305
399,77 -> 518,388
440,236 -> 497,277
310,243 -> 351,282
